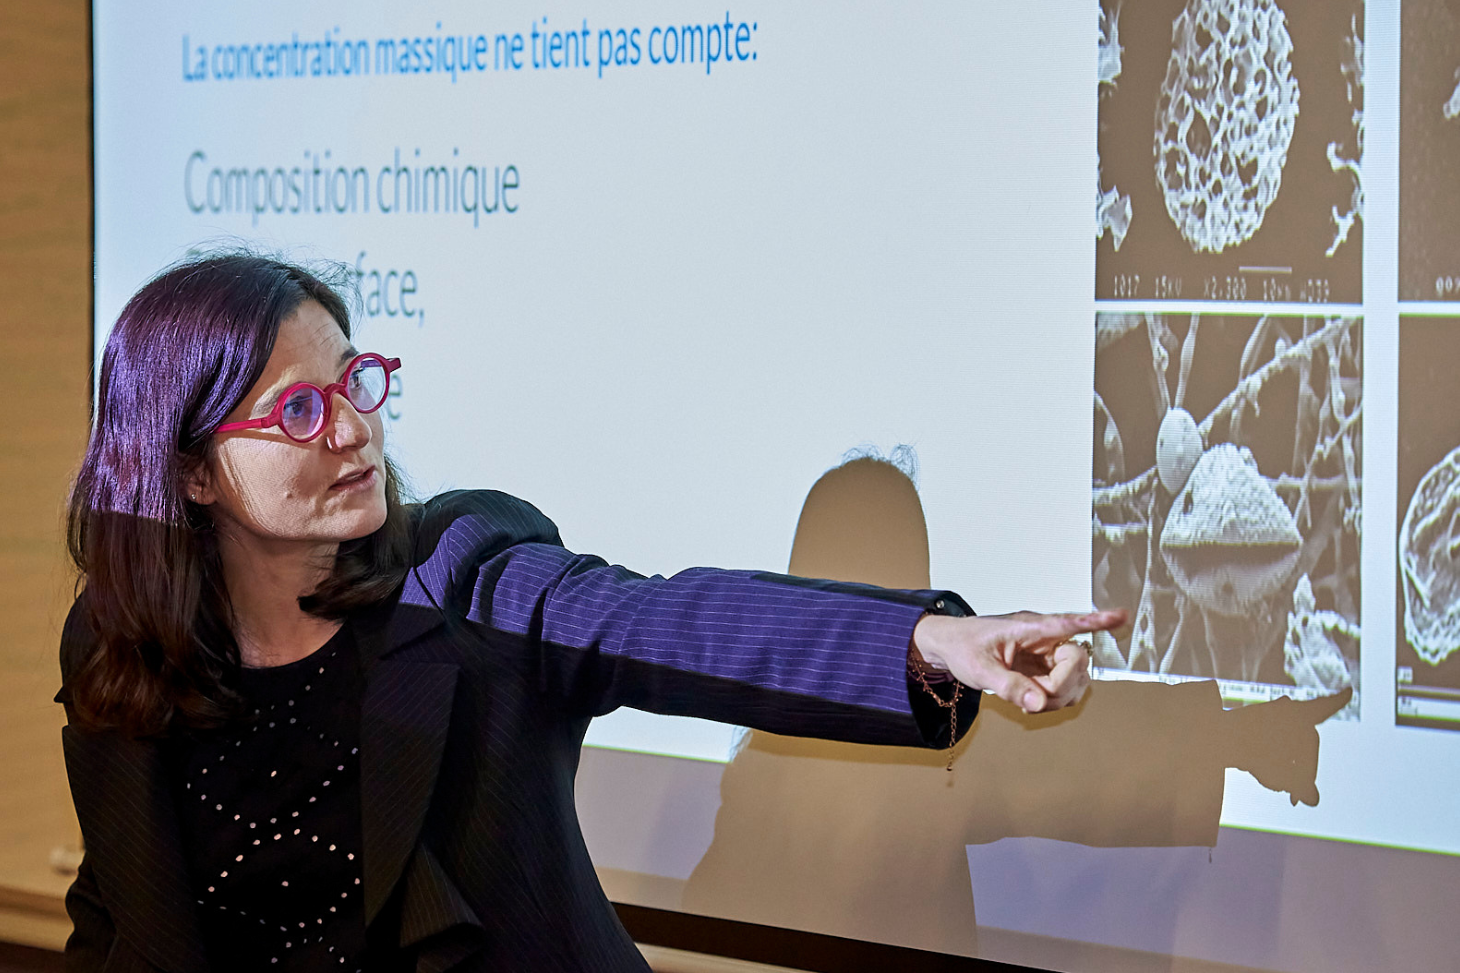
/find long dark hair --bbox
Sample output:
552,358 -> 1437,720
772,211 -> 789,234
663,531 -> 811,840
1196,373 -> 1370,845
65,253 -> 413,737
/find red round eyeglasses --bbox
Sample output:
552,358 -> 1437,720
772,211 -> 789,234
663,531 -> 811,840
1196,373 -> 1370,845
214,353 -> 402,443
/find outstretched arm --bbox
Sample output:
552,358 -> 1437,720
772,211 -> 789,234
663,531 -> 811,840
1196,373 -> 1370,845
411,491 -> 1126,742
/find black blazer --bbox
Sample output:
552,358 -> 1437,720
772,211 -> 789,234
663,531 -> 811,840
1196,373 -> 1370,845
58,491 -> 974,972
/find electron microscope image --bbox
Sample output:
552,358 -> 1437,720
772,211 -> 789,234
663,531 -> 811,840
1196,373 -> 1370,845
1399,1 -> 1460,301
1097,0 -> 1364,304
1154,0 -> 1300,254
1396,319 -> 1460,730
1092,313 -> 1361,717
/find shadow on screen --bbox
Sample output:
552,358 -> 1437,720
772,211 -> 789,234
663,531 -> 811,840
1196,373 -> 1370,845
680,453 -> 1348,960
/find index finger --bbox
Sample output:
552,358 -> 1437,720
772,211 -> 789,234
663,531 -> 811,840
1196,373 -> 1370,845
1017,609 -> 1128,649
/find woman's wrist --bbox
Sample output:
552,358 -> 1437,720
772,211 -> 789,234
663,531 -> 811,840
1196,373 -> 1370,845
909,614 -> 957,680
911,613 -> 954,667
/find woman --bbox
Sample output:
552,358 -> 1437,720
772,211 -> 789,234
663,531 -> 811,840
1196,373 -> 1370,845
58,253 -> 1123,972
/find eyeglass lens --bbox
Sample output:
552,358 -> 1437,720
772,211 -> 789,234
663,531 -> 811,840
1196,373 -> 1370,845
279,357 -> 390,440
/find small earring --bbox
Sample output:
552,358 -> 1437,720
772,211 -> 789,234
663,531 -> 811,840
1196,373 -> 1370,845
190,493 -> 197,501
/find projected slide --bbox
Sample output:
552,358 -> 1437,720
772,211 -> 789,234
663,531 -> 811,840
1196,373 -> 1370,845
93,1 -> 1460,971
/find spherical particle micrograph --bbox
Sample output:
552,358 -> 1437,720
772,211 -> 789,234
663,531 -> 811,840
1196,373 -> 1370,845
1400,445 -> 1460,666
1153,0 -> 1301,253
1155,406 -> 1202,495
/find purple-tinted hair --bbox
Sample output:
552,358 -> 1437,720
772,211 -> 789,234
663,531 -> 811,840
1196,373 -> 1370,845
65,253 -> 411,737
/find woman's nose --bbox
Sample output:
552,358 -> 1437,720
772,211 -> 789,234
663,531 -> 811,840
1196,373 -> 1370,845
324,392 -> 372,450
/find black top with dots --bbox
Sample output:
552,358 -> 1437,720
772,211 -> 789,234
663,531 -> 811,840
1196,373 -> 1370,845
167,624 -> 370,972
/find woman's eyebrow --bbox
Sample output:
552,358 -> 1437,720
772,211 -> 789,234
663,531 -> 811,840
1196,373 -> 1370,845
254,348 -> 362,415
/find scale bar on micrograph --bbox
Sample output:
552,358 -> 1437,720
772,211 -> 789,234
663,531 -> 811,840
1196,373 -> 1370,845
1239,265 -> 1293,274
1399,685 -> 1460,702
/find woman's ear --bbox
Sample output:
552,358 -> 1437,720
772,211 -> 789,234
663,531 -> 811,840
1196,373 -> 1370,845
181,461 -> 214,506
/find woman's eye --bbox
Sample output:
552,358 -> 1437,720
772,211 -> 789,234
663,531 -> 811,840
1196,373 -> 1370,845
282,394 -> 310,418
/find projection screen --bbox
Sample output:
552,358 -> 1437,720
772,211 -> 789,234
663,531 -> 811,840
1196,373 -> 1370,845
93,1 -> 1460,970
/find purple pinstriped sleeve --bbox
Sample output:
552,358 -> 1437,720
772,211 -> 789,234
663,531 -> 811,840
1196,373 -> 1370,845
472,544 -> 930,717
404,491 -> 977,747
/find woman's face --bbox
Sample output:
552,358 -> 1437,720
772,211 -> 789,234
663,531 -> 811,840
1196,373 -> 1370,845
195,301 -> 388,551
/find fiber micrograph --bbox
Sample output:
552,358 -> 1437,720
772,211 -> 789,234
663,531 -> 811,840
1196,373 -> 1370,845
1092,314 -> 1361,713
1096,0 -> 1364,304
1399,1 -> 1460,301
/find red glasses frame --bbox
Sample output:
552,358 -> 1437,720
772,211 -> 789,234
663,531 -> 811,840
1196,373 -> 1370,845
214,353 -> 402,443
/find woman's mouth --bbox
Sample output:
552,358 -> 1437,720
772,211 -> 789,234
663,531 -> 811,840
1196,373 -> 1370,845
331,467 -> 377,491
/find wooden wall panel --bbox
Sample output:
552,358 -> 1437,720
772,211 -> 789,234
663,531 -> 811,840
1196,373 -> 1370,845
0,0 -> 94,932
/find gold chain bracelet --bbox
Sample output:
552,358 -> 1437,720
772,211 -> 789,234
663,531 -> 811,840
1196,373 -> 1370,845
911,665 -> 962,772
